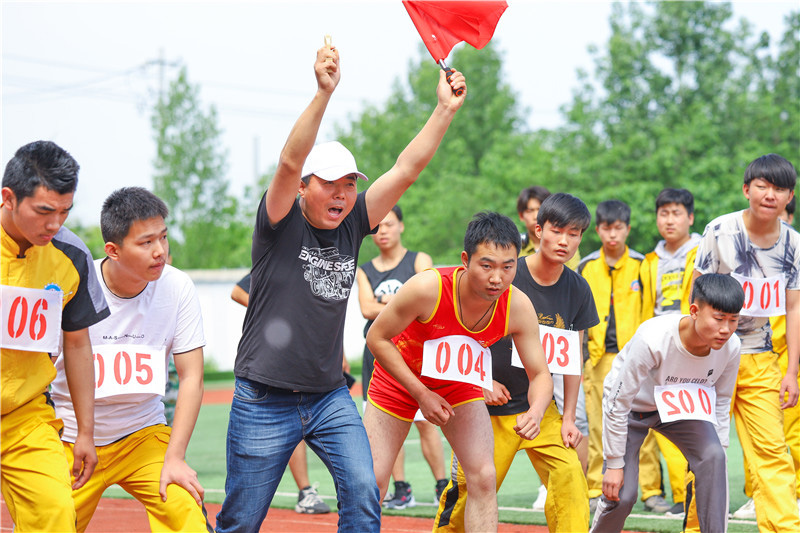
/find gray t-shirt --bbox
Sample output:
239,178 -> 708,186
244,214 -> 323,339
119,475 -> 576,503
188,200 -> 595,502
234,191 -> 372,392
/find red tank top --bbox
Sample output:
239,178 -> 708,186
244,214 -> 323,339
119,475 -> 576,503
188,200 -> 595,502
392,266 -> 511,376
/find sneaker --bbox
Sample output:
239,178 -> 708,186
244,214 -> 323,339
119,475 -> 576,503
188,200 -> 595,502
589,496 -> 600,513
296,485 -> 331,514
732,498 -> 756,519
532,484 -> 547,512
644,494 -> 672,513
665,502 -> 684,517
435,479 -> 448,503
383,481 -> 416,510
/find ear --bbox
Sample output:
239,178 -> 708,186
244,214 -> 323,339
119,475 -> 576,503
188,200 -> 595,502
689,301 -> 699,319
1,187 -> 16,209
742,182 -> 750,199
104,241 -> 121,261
461,250 -> 469,268
534,223 -> 543,240
399,221 -> 405,234
688,212 -> 695,226
298,180 -> 307,198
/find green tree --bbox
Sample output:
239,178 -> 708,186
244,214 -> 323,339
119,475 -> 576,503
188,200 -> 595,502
553,1 -> 799,254
152,66 -> 251,268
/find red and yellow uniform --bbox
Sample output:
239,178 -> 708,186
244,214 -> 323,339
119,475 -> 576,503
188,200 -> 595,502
367,266 -> 510,421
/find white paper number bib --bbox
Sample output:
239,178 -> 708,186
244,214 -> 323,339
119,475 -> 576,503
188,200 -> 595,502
731,273 -> 786,317
421,335 -> 493,390
1,285 -> 62,352
511,325 -> 581,375
92,344 -> 167,399
653,383 -> 717,424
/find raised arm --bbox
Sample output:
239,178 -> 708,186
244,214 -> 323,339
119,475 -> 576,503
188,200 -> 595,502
265,45 -> 340,226
507,291 -> 553,440
364,70 -> 467,227
365,270 -> 453,425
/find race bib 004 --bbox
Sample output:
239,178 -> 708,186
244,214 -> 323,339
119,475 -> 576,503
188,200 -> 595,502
1,285 -> 62,353
421,335 -> 493,390
92,344 -> 167,399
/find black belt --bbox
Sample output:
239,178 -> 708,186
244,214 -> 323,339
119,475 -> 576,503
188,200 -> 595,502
631,410 -> 659,419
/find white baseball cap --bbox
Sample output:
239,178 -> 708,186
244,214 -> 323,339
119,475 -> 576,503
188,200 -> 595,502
301,141 -> 368,182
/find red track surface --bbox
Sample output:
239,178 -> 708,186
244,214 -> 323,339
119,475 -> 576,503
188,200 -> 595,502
2,385 -> 556,532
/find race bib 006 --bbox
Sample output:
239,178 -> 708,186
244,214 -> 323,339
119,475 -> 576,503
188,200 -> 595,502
1,285 -> 62,353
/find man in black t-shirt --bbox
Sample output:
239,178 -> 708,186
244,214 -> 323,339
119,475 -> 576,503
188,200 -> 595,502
215,44 -> 467,533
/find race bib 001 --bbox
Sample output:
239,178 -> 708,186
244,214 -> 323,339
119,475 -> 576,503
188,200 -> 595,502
653,383 -> 717,424
511,325 -> 581,375
1,285 -> 62,353
421,335 -> 493,390
92,344 -> 167,399
731,273 -> 786,317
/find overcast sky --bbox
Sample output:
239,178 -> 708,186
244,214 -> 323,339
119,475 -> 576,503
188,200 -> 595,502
2,1 -> 796,225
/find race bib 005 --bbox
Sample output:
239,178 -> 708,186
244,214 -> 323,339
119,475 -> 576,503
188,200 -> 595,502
92,344 -> 167,399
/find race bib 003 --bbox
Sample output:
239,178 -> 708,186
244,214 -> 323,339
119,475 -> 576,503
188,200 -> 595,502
421,335 -> 493,390
511,325 -> 581,375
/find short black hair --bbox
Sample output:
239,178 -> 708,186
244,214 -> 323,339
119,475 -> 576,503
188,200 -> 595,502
516,185 -> 551,215
691,274 -> 745,314
2,141 -> 79,200
744,154 -> 796,189
655,188 -> 694,215
595,199 -> 631,226
390,204 -> 403,222
537,193 -> 591,233
101,187 -> 169,244
464,211 -> 521,260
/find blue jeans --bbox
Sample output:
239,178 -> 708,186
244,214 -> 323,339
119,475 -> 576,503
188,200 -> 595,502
215,378 -> 380,533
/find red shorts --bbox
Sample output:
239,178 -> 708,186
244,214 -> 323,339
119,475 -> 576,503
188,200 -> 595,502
367,362 -> 485,422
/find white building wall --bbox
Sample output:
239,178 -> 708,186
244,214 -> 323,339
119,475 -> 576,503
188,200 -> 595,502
186,269 -> 368,371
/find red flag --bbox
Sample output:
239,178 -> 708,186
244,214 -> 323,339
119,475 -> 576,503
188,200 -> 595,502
402,1 -> 508,62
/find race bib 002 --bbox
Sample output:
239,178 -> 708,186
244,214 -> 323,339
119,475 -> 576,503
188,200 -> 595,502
1,285 -> 62,353
421,335 -> 493,390
92,344 -> 167,399
653,383 -> 717,424
511,325 -> 581,375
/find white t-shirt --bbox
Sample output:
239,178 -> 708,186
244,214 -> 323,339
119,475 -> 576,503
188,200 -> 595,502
694,210 -> 800,353
602,314 -> 741,469
52,260 -> 205,445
